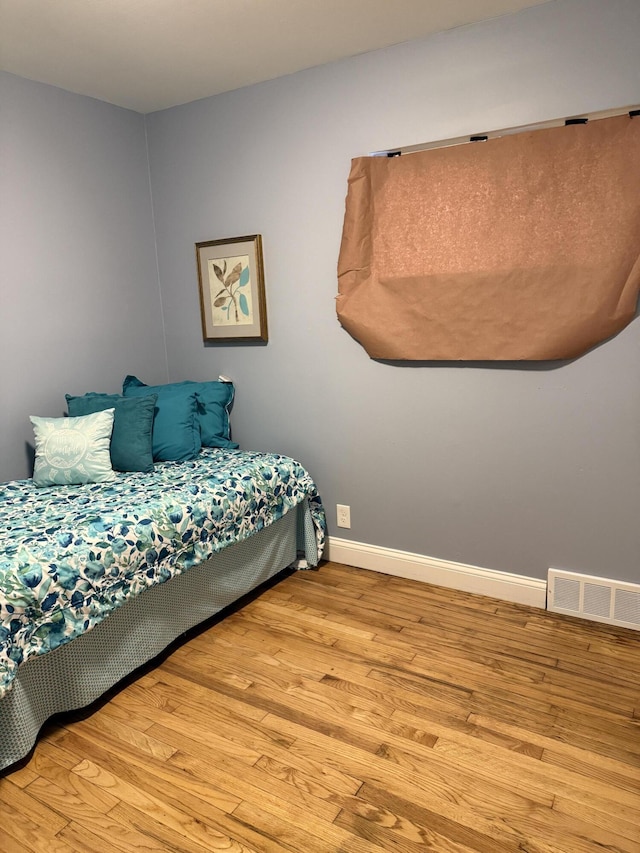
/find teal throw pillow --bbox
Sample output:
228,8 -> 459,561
189,381 -> 239,448
123,375 -> 238,449
65,392 -> 157,473
30,410 -> 116,487
122,379 -> 201,462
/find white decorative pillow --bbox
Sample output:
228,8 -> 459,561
30,410 -> 116,487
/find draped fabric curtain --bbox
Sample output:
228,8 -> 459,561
337,115 -> 640,361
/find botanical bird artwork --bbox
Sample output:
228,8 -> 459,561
208,254 -> 253,325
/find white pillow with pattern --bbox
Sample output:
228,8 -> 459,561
30,409 -> 116,487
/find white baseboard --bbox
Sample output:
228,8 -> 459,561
325,537 -> 547,608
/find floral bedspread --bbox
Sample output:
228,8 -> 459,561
0,449 -> 325,699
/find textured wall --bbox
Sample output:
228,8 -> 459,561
145,0 -> 640,583
0,72 -> 167,481
2,0 -> 639,584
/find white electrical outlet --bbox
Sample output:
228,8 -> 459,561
336,504 -> 351,528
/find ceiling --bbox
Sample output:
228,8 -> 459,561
0,0 -> 552,114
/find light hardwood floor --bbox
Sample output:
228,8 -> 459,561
1,560 -> 639,852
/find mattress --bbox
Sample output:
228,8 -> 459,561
0,500 -> 319,771
0,445 -> 325,771
0,447 -> 325,701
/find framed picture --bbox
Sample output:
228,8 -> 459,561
195,234 -> 268,343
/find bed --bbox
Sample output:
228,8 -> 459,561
0,447 -> 325,771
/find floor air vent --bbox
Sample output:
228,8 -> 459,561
547,569 -> 640,630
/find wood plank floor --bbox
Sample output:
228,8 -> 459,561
2,560 -> 639,852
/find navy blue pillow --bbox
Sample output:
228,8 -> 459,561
66,392 -> 157,473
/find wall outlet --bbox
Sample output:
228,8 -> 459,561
337,504 -> 351,528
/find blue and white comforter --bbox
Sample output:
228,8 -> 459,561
0,448 -> 325,699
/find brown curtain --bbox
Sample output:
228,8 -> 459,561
337,115 -> 640,360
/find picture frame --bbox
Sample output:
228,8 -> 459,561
195,234 -> 268,343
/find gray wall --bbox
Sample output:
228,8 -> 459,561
0,72 -> 167,482
1,1 -> 639,584
146,0 -> 640,583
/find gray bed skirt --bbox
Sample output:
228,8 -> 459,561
0,501 -> 318,772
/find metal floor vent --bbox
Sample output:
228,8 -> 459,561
547,569 -> 640,631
